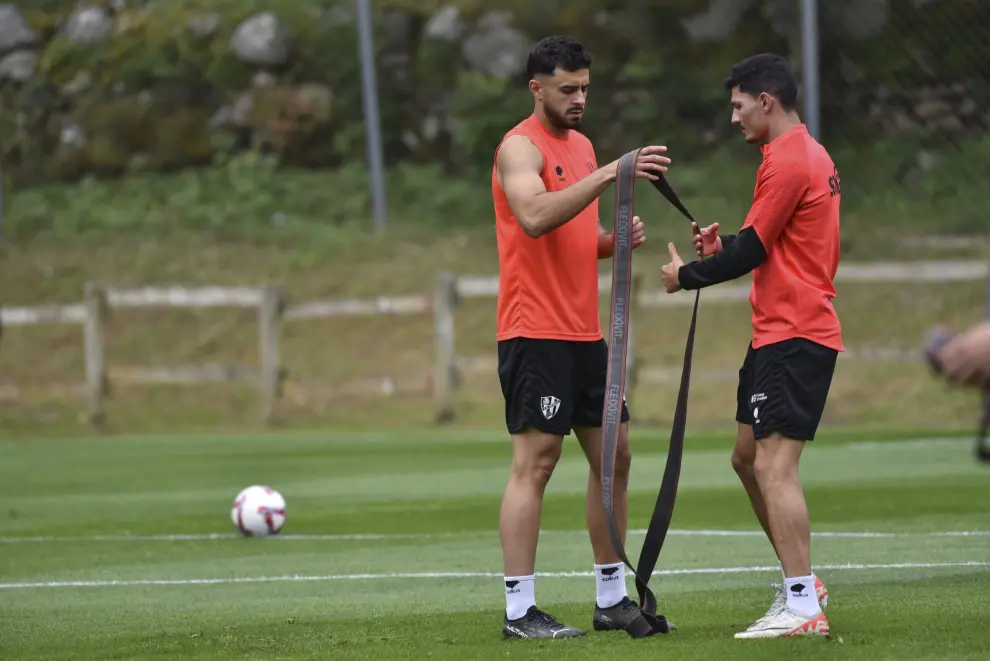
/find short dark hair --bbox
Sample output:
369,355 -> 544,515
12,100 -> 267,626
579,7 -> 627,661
723,53 -> 798,110
526,36 -> 592,78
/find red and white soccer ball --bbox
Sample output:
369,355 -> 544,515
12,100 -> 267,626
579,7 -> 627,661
231,485 -> 286,537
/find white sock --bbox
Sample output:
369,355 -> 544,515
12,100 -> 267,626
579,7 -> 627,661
504,575 -> 535,620
780,561 -> 820,589
785,574 -> 821,617
594,562 -> 628,608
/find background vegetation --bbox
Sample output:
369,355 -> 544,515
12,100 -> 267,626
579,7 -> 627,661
2,0 -> 988,238
1,0 -> 987,436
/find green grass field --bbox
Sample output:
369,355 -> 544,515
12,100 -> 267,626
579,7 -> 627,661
3,230 -> 988,436
2,428 -> 989,660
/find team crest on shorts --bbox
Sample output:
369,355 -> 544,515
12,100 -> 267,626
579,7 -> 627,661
541,396 -> 561,420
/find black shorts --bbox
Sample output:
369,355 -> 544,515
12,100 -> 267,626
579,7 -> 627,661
497,337 -> 631,436
735,338 -> 838,441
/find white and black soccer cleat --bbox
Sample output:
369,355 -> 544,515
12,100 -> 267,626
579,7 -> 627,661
593,597 -> 678,634
502,606 -> 587,639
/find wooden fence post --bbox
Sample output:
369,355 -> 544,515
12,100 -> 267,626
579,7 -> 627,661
83,282 -> 108,426
258,286 -> 285,424
626,271 -> 642,409
434,271 -> 458,423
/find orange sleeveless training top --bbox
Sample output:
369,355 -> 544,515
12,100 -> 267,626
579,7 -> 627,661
492,114 -> 602,342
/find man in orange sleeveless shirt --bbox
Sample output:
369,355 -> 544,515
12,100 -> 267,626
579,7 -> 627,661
660,54 -> 841,640
492,36 -> 672,639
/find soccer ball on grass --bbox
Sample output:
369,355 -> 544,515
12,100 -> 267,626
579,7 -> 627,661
231,485 -> 286,537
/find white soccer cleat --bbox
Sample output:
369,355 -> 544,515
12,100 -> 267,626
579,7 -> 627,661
757,575 -> 830,625
734,607 -> 829,639
753,584 -> 788,626
815,575 -> 829,608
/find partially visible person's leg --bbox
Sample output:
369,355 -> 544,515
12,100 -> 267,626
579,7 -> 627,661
755,432 -> 814,599
574,423 -> 630,598
733,346 -> 789,625
735,339 -> 837,640
732,345 -> 778,556
733,347 -> 828,604
500,427 -> 564,606
733,424 -> 778,555
497,338 -> 586,639
572,338 -> 660,633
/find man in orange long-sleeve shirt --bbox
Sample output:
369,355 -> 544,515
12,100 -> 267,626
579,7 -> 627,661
661,53 -> 842,640
492,35 -> 671,639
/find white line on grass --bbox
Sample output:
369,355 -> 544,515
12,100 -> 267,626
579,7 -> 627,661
2,529 -> 988,543
1,561 -> 986,591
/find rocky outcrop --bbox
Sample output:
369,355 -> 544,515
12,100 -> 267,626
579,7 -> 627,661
0,1 -> 985,190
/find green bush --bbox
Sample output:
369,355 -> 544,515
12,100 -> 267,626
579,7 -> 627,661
1,0 -> 987,239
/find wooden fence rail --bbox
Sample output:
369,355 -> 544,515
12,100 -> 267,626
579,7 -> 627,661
2,259 -> 986,427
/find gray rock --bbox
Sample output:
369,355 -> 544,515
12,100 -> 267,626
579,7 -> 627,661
421,114 -> 440,141
252,70 -> 277,88
424,6 -> 466,42
231,12 -> 291,67
682,0 -> 751,42
0,4 -> 37,53
916,150 -> 937,172
230,93 -> 254,127
0,50 -> 36,82
65,6 -> 114,45
401,130 -> 419,150
461,12 -> 532,78
829,0 -> 888,40
187,13 -> 221,39
61,70 -> 93,97
476,11 -> 511,32
60,121 -> 86,149
209,105 -> 234,129
295,83 -> 333,121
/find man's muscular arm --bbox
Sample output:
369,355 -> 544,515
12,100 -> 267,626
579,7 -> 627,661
497,135 -> 616,238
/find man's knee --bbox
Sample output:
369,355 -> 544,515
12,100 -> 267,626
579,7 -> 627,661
753,431 -> 803,485
511,428 -> 563,489
731,423 -> 757,477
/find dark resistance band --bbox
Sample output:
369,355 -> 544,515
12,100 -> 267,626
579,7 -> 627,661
601,148 -> 700,638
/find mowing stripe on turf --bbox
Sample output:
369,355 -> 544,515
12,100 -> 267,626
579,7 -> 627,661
2,529 -> 988,543
1,561 -> 986,591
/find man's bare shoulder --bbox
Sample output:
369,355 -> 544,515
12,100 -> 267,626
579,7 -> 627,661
496,134 -> 544,174
499,134 -> 543,160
